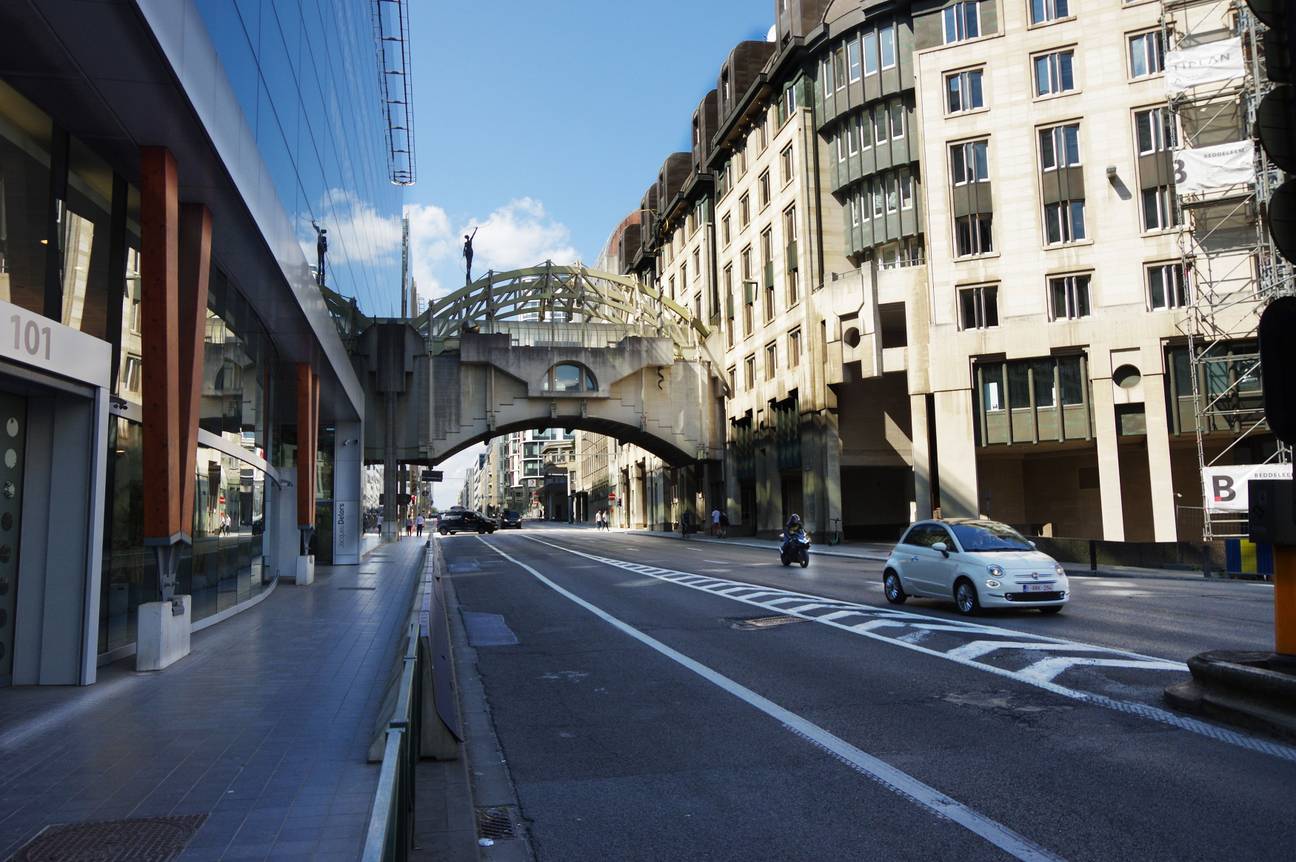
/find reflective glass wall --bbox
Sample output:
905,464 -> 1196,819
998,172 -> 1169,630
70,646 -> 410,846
194,0 -> 405,315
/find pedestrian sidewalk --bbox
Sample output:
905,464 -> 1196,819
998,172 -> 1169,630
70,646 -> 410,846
0,539 -> 426,861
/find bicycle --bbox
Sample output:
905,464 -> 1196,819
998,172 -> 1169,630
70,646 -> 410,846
827,517 -> 842,546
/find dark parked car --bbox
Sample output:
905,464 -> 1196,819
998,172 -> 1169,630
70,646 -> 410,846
499,510 -> 523,529
438,510 -> 496,535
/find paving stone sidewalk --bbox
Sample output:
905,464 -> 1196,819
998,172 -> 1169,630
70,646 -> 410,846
0,537 -> 426,861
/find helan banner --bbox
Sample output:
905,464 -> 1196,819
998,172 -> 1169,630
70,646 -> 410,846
1165,38 -> 1245,94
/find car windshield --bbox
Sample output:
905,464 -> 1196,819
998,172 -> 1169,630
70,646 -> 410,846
949,522 -> 1034,552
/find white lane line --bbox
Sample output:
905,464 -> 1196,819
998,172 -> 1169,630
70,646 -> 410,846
946,641 -> 1116,662
521,535 -> 1296,765
477,536 -> 1065,862
704,560 -> 732,565
1018,657 -> 1189,684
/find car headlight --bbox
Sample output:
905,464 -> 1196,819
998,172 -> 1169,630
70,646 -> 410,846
987,564 -> 1004,578
1054,563 -> 1066,577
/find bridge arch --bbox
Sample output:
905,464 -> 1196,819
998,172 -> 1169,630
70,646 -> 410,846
432,415 -> 699,468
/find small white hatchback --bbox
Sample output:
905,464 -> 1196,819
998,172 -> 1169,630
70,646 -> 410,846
883,519 -> 1069,615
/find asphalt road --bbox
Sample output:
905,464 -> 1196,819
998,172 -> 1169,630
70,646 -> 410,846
445,524 -> 1293,862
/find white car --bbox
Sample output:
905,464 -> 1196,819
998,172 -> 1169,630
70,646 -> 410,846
882,519 -> 1069,615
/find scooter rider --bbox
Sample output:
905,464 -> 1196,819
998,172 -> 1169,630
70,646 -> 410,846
784,513 -> 804,539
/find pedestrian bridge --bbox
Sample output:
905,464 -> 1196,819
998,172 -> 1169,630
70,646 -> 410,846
343,263 -> 729,466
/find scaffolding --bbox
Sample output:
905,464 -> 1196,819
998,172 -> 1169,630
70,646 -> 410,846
1163,0 -> 1292,539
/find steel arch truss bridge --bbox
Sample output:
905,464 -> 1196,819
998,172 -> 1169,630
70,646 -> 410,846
356,263 -> 729,468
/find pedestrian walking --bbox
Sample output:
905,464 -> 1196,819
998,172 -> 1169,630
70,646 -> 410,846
415,513 -> 425,537
711,506 -> 721,537
719,511 -> 729,538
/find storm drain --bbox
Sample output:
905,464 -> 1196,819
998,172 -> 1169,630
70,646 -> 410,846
339,586 -> 377,591
729,614 -> 806,630
475,806 -> 516,841
13,815 -> 206,861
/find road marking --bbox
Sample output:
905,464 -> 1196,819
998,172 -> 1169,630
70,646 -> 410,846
520,535 -> 1296,765
478,537 -> 1065,862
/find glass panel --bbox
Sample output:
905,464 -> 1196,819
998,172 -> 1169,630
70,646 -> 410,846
960,289 -> 977,329
981,364 -> 1004,411
0,79 -> 53,316
1060,357 -> 1084,405
1032,361 -> 1056,407
983,285 -> 998,326
1008,363 -> 1031,409
1070,200 -> 1086,240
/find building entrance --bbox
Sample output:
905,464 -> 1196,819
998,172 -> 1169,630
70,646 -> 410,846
0,391 -> 26,686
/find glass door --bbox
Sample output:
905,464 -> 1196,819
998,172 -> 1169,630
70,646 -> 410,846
0,392 -> 26,685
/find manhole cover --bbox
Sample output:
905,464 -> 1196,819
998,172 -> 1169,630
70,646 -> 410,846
475,807 -> 515,841
14,815 -> 205,861
728,614 -> 806,630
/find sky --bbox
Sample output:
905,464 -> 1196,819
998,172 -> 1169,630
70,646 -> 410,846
403,0 -> 773,508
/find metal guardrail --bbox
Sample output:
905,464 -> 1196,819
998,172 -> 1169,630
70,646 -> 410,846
362,536 -> 463,862
362,618 -> 421,862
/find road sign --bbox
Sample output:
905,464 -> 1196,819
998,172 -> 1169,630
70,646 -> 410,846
422,470 -> 443,482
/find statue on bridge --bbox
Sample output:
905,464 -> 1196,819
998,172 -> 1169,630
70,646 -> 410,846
463,227 -> 478,285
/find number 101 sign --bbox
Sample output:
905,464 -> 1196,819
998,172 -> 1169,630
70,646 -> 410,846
0,300 -> 110,390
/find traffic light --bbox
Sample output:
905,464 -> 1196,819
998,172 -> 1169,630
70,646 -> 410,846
1253,0 -> 1296,261
1259,296 -> 1296,444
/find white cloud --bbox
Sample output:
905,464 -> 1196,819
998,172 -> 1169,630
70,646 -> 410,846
404,197 -> 579,302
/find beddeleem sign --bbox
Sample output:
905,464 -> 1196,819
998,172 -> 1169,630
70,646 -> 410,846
1203,464 -> 1293,513
0,298 -> 111,390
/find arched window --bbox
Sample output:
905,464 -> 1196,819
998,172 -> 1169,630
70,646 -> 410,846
543,363 -> 597,393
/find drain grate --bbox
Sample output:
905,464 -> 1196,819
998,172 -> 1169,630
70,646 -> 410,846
13,815 -> 206,861
729,614 -> 806,630
475,807 -> 515,841
338,586 -> 377,591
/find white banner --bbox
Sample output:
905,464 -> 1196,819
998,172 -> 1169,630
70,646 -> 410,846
1172,141 -> 1255,195
1203,464 -> 1292,513
1166,38 -> 1245,93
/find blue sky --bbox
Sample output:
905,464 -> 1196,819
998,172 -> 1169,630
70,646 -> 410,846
404,0 -> 772,305
407,0 -> 773,505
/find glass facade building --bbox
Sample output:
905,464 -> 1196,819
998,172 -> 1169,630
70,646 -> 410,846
0,0 -> 400,683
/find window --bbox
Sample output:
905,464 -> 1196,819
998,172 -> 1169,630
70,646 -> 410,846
1039,124 -> 1081,170
668,275 -> 676,301
955,214 -> 994,256
761,228 -> 775,322
728,366 -> 737,392
788,328 -> 802,367
765,342 -> 777,380
1034,50 -> 1076,97
759,170 -> 771,207
959,284 -> 999,329
758,112 -> 769,151
848,120 -> 859,155
848,39 -> 862,82
899,170 -> 914,209
890,102 -> 905,139
1141,185 -> 1177,231
1030,0 -> 1070,25
880,23 -> 897,68
741,246 -> 754,335
850,195 -> 860,227
744,354 -> 756,389
722,214 -> 732,247
724,266 -> 735,346
123,354 -> 143,393
1147,262 -> 1189,309
886,174 -> 900,212
864,29 -> 879,76
837,131 -> 848,163
1048,273 -> 1092,320
781,145 -> 794,185
823,56 -> 834,97
784,83 -> 798,117
873,107 -> 888,144
740,193 -> 750,227
1135,106 -> 1176,154
1044,201 -> 1087,244
859,114 -> 872,150
543,363 -> 597,392
1129,31 -> 1165,78
946,68 -> 985,113
835,47 -> 847,90
872,177 -> 885,218
692,249 -> 700,280
951,140 -> 989,185
943,1 -> 981,44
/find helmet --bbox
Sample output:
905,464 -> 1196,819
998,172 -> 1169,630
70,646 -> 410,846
788,513 -> 801,525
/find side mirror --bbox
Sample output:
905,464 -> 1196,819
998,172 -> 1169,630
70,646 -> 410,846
932,541 -> 949,556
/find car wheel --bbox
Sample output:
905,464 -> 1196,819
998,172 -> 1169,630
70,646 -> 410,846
1039,605 -> 1063,615
954,579 -> 980,616
883,571 -> 907,604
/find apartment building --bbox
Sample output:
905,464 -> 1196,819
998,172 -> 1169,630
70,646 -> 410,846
567,0 -> 1277,550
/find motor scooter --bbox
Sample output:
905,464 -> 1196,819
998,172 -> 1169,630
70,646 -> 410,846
779,530 -> 811,568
